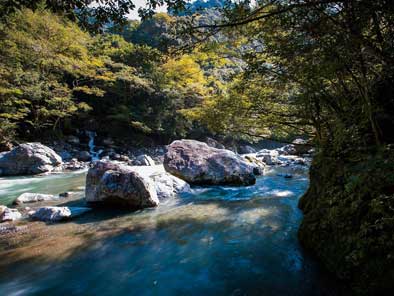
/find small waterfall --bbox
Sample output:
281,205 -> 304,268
86,131 -> 103,161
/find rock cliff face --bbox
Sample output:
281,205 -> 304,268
164,139 -> 256,186
0,143 -> 62,176
298,148 -> 394,294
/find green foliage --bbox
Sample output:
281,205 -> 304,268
0,0 -> 188,31
111,13 -> 177,52
0,8 -> 104,143
0,8 -> 215,145
299,147 -> 394,294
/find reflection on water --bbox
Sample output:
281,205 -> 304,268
0,167 -> 339,296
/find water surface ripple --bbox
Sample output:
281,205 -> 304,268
0,167 -> 339,296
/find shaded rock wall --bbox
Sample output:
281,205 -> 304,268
298,147 -> 394,294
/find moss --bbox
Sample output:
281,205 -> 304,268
298,146 -> 394,294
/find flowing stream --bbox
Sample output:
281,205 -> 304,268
0,166 -> 339,296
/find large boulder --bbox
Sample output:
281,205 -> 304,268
0,143 -> 62,176
164,140 -> 256,186
85,161 -> 159,209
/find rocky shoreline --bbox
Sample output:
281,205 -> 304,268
0,137 -> 312,228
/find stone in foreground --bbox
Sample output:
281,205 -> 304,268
14,193 -> 58,205
0,143 -> 62,176
85,161 -> 159,209
1,207 -> 22,222
29,206 -> 91,222
164,140 -> 256,186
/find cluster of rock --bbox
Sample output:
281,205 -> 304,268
51,133 -> 166,168
82,139 -> 259,210
0,138 -> 312,226
242,139 -> 312,166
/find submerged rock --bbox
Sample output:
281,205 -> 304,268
85,161 -> 159,209
277,173 -> 293,179
164,139 -> 256,186
29,206 -> 91,222
1,207 -> 22,222
14,193 -> 58,205
0,143 -> 62,176
59,192 -> 74,198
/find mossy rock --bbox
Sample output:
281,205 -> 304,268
298,147 -> 394,294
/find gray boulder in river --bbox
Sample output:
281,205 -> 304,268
0,143 -> 62,176
164,139 -> 256,186
85,161 -> 160,209
85,161 -> 189,209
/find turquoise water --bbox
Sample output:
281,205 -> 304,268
0,170 -> 87,206
0,168 -> 340,295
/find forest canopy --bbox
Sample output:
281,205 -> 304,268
1,0 -> 393,150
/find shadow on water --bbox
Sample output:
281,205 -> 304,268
0,170 -> 347,296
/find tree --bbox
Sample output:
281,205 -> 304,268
0,8 -> 109,142
0,0 -> 188,31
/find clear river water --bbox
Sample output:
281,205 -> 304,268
0,166 -> 340,296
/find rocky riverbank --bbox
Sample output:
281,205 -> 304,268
0,138 -> 312,224
0,137 -> 335,296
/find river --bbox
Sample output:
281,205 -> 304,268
0,166 -> 339,295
